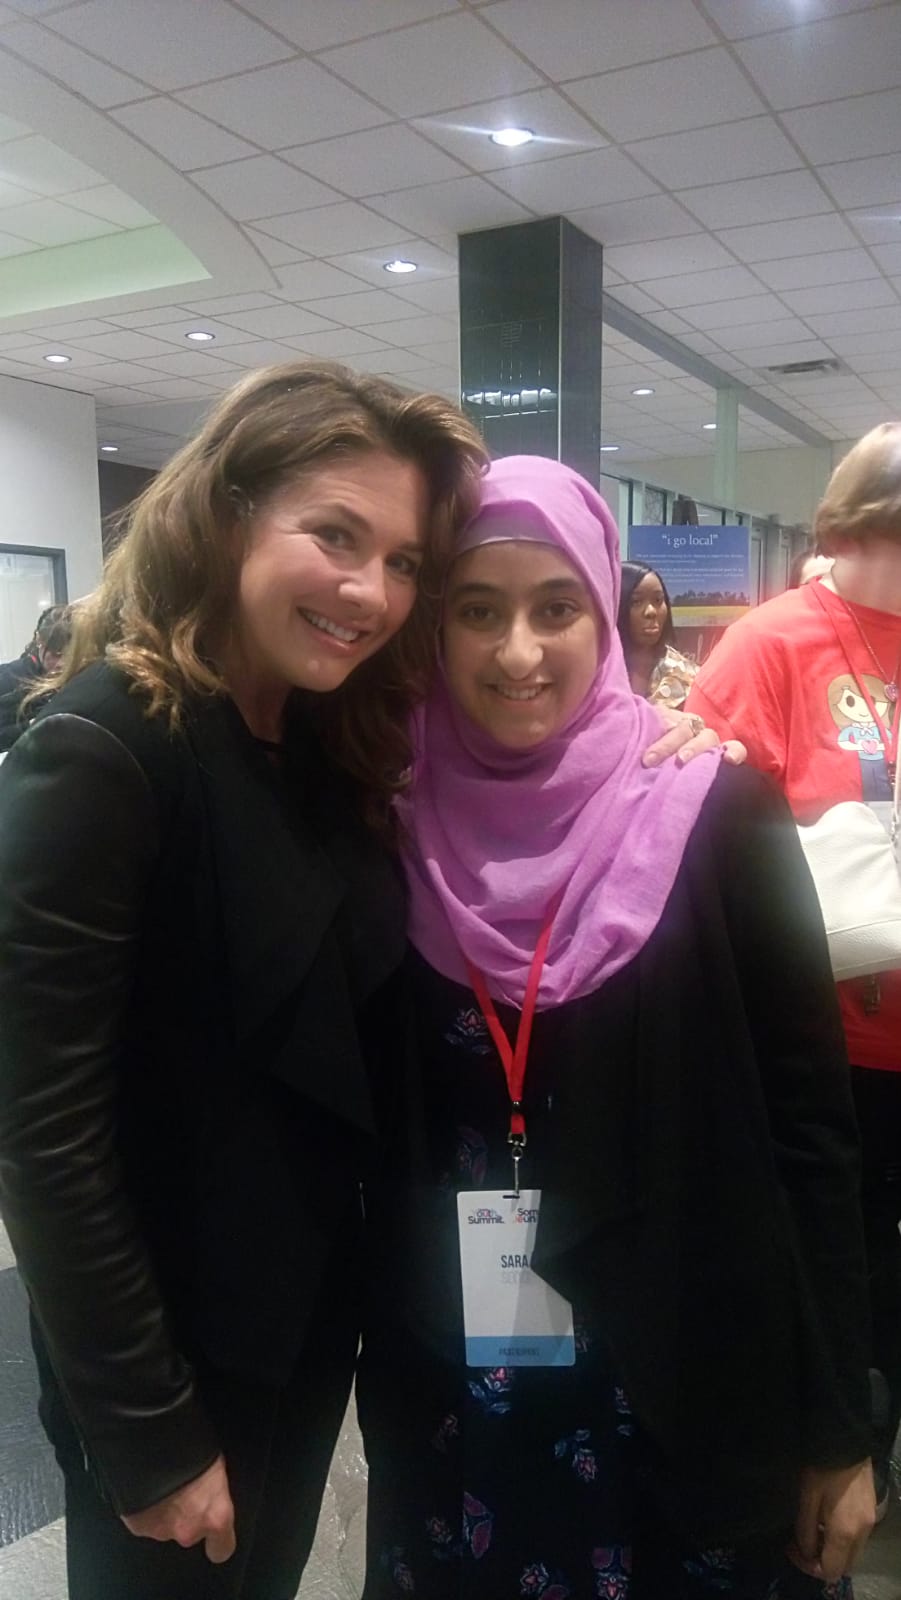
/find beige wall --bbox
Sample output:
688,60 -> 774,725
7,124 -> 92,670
625,440 -> 855,527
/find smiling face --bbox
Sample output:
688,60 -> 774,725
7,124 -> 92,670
627,571 -> 669,651
230,449 -> 428,701
442,540 -> 601,750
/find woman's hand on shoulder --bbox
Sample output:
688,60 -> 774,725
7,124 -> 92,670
641,705 -> 748,769
121,1454 -> 236,1565
789,1459 -> 876,1582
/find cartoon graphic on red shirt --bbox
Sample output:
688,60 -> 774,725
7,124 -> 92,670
828,672 -> 895,800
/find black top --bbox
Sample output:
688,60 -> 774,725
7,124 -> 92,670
0,662 -> 407,1513
379,764 -> 870,1545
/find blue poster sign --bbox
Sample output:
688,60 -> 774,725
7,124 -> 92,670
627,525 -> 750,627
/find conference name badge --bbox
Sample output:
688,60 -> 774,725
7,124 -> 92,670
457,1188 -> 575,1368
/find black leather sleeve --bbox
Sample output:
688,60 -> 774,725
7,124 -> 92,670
0,713 -> 220,1514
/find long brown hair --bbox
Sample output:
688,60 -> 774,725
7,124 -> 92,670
55,361 -> 487,818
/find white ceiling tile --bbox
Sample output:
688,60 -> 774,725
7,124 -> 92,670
678,171 -> 832,230
190,156 -> 340,222
487,147 -> 658,211
13,339 -> 107,366
253,200 -> 411,254
325,239 -> 456,284
178,292 -> 284,315
366,176 -> 531,240
710,315 -> 814,348
805,305 -> 901,337
363,314 -> 456,348
135,350 -> 244,378
735,7 -> 901,108
204,338 -> 300,369
48,0 -> 293,91
70,329 -> 180,359
111,99 -> 257,169
567,49 -> 766,143
636,264 -> 764,308
28,317 -> 113,339
179,60 -> 391,148
2,19 -> 149,106
0,197 -> 119,244
0,176 -> 46,207
844,345 -> 901,369
0,133 -> 102,196
566,194 -> 703,247
482,0 -> 715,79
64,185 -> 157,227
643,310 -> 692,336
83,362 -> 168,385
822,152 -> 901,209
345,346 -> 440,374
0,114 -> 30,141
319,13 -> 540,117
680,293 -> 792,331
413,87 -> 606,173
94,383 -> 159,403
302,288 -> 413,324
782,88 -> 901,166
386,275 -> 459,314
387,336 -> 458,365
625,116 -> 801,190
811,328 -> 901,355
236,0 -> 459,52
0,330 -> 44,349
780,279 -> 898,315
719,337 -> 834,364
604,233 -> 736,280
131,377 -> 222,400
270,259 -> 372,297
716,212 -> 859,261
105,305 -> 211,327
243,227 -> 309,266
876,246 -> 901,274
280,327 -> 392,357
605,285 -> 662,316
845,205 -> 901,245
219,304 -> 338,338
703,0 -> 887,40
283,124 -> 466,196
753,248 -> 882,290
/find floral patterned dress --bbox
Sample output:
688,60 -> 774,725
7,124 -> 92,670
358,959 -> 853,1600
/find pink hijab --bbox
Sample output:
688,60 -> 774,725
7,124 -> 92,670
397,455 -> 721,1008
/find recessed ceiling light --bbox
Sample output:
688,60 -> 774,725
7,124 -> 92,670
383,258 -> 418,274
632,386 -> 655,396
600,444 -> 620,452
43,353 -> 71,364
185,329 -> 215,342
100,444 -> 119,453
490,127 -> 534,148
702,421 -> 717,430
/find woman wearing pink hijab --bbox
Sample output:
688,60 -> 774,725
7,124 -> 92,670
359,457 -> 874,1599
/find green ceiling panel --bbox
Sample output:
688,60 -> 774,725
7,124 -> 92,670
0,224 -> 210,320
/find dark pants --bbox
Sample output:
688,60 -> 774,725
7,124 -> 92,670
851,1064 -> 901,1472
50,1301 -> 358,1600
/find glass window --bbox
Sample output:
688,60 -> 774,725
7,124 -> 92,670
643,486 -> 666,524
0,549 -> 64,663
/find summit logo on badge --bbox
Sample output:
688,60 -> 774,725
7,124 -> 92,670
468,1207 -> 504,1224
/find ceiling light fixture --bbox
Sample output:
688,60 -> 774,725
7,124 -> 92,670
491,127 -> 534,148
383,258 -> 418,274
702,422 -> 717,430
600,444 -> 620,452
632,386 -> 655,396
185,329 -> 215,342
43,353 -> 71,364
100,444 -> 119,453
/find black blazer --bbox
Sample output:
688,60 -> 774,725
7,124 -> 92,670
0,663 -> 407,1514
378,766 -> 871,1545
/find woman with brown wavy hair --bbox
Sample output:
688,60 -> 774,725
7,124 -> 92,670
0,360 -> 486,1600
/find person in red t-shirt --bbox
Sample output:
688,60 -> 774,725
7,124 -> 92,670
688,421 -> 901,1519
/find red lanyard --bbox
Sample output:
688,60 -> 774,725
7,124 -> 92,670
465,901 -> 557,1196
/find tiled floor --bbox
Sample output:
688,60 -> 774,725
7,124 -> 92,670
1,1216 -> 899,1599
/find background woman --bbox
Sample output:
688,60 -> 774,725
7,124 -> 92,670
617,560 -> 697,708
359,456 -> 873,1599
0,361 -> 485,1600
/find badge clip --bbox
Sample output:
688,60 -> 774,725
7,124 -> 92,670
507,1130 -> 526,1199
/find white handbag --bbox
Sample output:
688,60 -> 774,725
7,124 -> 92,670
797,755 -> 901,982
